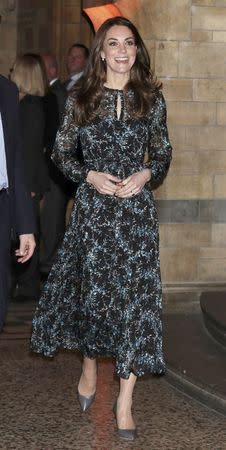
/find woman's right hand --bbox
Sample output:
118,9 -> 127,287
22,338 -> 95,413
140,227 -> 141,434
86,170 -> 121,196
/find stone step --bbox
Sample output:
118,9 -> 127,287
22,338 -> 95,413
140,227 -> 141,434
200,291 -> 226,349
164,311 -> 226,416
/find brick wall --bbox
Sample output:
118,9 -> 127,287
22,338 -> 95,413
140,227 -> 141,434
117,0 -> 226,285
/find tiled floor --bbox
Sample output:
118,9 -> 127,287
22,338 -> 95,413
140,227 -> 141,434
1,300 -> 226,450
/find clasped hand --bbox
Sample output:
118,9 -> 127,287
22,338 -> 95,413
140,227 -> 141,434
86,169 -> 151,198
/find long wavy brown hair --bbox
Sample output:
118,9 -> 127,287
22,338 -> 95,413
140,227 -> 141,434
73,16 -> 161,125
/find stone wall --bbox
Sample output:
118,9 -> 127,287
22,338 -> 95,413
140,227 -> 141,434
0,0 -> 54,76
17,0 -> 53,55
0,0 -> 90,79
117,0 -> 226,286
0,0 -> 17,76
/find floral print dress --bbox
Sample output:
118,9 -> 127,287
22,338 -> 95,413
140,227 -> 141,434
31,87 -> 172,379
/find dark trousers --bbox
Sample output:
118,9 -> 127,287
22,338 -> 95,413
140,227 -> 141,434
40,178 -> 68,274
0,190 -> 11,331
13,195 -> 40,298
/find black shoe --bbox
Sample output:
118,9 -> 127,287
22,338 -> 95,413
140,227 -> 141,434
13,284 -> 40,301
13,293 -> 37,302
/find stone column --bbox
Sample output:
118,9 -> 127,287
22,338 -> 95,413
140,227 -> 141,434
52,0 -> 93,79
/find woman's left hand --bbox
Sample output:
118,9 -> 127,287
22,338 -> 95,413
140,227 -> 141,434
115,169 -> 151,198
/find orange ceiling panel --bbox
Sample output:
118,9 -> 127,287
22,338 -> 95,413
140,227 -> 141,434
83,4 -> 123,31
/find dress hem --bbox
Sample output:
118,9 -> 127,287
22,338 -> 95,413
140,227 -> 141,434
30,343 -> 166,379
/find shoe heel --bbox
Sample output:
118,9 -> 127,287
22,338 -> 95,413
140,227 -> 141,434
112,401 -> 117,416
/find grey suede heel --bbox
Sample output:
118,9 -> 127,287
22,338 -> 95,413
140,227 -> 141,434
112,402 -> 137,441
77,391 -> 95,412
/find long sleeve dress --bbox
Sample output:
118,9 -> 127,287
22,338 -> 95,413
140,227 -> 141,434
31,87 -> 172,379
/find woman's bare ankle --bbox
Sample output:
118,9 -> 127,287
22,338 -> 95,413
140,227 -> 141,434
115,400 -> 135,430
78,359 -> 97,396
117,395 -> 132,412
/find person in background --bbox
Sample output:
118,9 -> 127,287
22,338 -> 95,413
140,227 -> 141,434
11,53 -> 49,301
40,53 -> 68,277
42,53 -> 67,122
0,74 -> 36,332
64,43 -> 89,91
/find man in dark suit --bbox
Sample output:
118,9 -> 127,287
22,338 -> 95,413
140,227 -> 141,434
40,54 -> 68,276
63,44 -> 89,91
0,74 -> 36,332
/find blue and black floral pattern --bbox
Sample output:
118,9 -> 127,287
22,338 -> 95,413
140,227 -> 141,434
31,87 -> 172,379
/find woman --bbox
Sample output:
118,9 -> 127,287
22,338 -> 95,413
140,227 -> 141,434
31,17 -> 172,441
11,54 -> 49,300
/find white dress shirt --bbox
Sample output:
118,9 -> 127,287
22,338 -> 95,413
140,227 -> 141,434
66,72 -> 83,91
0,112 -> 8,190
50,78 -> 58,87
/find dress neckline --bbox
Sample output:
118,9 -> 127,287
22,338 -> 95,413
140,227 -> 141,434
104,86 -> 124,93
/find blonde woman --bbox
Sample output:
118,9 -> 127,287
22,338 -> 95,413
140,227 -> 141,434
11,53 -> 49,301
